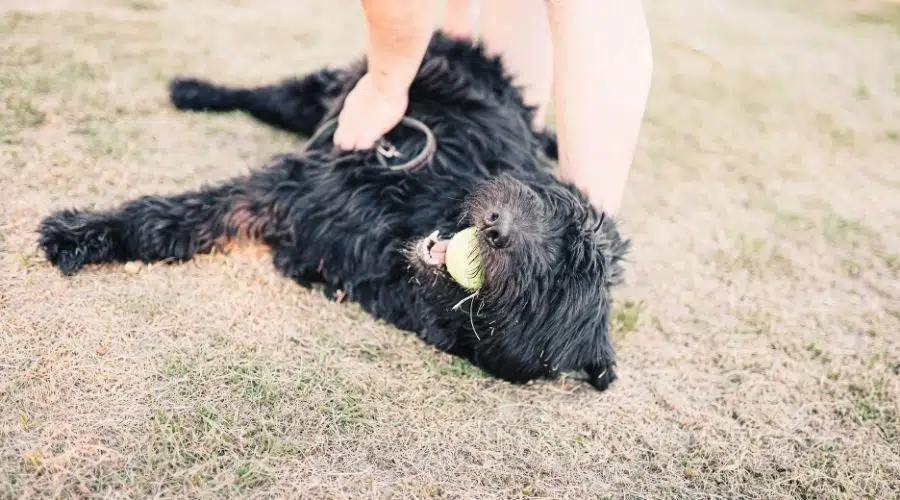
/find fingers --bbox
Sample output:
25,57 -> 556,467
332,75 -> 409,151
333,112 -> 380,151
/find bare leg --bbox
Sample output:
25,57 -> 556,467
442,0 -> 478,39
478,0 -> 553,130
545,0 -> 654,215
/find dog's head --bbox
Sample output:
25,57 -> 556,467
407,173 -> 629,390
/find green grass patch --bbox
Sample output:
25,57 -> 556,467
814,111 -> 856,149
883,253 -> 900,273
854,4 -> 900,32
611,299 -> 645,337
846,375 -> 898,443
822,213 -> 877,248
121,0 -> 162,11
430,356 -> 488,380
714,232 -> 795,276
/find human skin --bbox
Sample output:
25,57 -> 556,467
471,0 -> 553,129
332,0 -> 437,151
334,0 -> 654,216
545,0 -> 654,214
442,0 -> 478,39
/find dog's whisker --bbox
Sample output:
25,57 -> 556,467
448,291 -> 482,341
451,291 -> 478,312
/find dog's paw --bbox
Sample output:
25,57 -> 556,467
169,77 -> 237,112
37,210 -> 116,276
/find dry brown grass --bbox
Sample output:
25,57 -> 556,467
2,0 -> 899,498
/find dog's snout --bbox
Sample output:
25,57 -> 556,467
481,209 -> 512,248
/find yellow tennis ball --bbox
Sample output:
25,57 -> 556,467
445,227 -> 484,291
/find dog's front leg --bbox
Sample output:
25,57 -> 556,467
37,165 -> 290,275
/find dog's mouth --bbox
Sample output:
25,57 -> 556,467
415,228 -> 487,292
417,230 -> 449,267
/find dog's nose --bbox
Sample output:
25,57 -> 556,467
481,209 -> 511,248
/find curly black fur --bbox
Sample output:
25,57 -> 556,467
37,32 -> 629,391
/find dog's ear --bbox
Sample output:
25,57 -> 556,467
586,359 -> 618,391
555,314 -> 618,392
585,322 -> 618,391
584,294 -> 618,392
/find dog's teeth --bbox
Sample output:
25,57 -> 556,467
428,230 -> 439,240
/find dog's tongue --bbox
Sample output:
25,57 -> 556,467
430,239 -> 449,265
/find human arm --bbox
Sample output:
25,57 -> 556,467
333,0 -> 439,150
545,0 -> 654,215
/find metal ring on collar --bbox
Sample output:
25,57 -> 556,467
303,116 -> 437,172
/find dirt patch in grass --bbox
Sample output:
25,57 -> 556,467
2,0 -> 899,498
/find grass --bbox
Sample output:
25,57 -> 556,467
1,0 -> 899,498
610,299 -> 645,337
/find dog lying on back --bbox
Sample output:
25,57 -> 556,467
37,32 -> 630,391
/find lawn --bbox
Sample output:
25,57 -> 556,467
1,0 -> 898,498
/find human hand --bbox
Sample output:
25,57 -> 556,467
333,73 -> 409,150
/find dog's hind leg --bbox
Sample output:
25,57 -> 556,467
37,162 -> 292,276
168,68 -> 348,137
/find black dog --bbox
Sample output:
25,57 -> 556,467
37,32 -> 630,391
